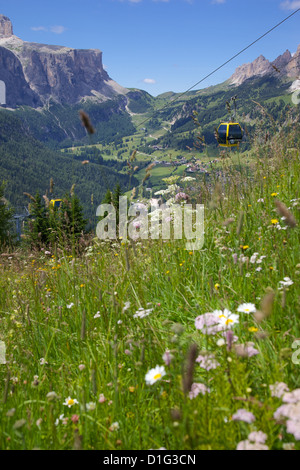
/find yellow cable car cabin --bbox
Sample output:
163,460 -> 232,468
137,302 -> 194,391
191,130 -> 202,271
216,122 -> 243,148
50,199 -> 62,209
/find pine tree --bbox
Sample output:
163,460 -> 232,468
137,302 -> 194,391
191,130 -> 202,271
102,189 -> 112,205
58,194 -> 87,242
27,192 -> 50,247
0,183 -> 14,248
112,183 -> 122,225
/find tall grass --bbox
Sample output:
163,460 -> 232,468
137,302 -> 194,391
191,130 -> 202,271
0,127 -> 299,450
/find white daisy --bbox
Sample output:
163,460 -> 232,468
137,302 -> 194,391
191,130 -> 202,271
145,365 -> 166,385
213,309 -> 239,328
63,396 -> 79,408
237,303 -> 256,314
218,314 -> 239,328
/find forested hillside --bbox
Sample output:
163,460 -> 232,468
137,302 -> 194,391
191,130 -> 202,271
0,110 -> 138,220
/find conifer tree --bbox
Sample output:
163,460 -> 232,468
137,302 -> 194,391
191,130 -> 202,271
102,189 -> 112,205
27,192 -> 50,247
0,183 -> 14,248
112,183 -> 122,225
58,194 -> 87,241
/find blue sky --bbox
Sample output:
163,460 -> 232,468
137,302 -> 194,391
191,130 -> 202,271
2,0 -> 300,96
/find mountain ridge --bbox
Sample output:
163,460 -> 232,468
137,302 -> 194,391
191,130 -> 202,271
0,13 -> 299,108
0,14 -> 128,108
229,45 -> 300,86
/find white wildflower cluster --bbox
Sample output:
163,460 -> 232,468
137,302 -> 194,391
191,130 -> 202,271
181,176 -> 196,182
274,223 -> 288,231
278,277 -> 293,290
154,184 -> 180,197
55,414 -> 69,426
122,301 -> 131,313
237,430 -> 269,450
290,198 -> 300,207
109,422 -> 120,432
133,307 -> 153,319
272,384 -> 300,440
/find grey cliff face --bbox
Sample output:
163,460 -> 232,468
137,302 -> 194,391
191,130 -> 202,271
272,50 -> 292,72
0,15 -> 128,108
230,55 -> 273,86
18,44 -> 117,105
0,15 -> 13,38
229,48 -> 300,86
287,45 -> 300,78
0,46 -> 42,107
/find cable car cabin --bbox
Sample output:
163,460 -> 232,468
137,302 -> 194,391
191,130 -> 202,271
50,199 -> 62,210
216,122 -> 243,148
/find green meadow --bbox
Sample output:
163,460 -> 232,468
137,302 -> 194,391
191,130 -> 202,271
0,127 -> 299,450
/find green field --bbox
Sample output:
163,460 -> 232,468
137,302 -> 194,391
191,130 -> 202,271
1,126 -> 299,450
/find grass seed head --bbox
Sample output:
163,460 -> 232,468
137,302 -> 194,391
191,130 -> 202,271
275,200 -> 297,228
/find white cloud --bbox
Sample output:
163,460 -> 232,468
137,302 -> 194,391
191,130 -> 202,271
50,25 -> 66,34
211,0 -> 226,4
31,26 -> 47,31
143,78 -> 156,84
30,25 -> 66,34
280,0 -> 300,9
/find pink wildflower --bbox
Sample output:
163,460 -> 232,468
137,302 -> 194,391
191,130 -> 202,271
237,440 -> 269,450
162,350 -> 173,366
232,408 -> 256,423
189,383 -> 210,399
195,313 -> 223,335
98,394 -> 106,404
234,342 -> 259,358
282,389 -> 300,404
269,382 -> 289,399
248,431 -> 267,444
196,354 -> 220,371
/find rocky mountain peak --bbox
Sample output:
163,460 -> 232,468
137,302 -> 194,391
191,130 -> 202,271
0,13 -> 128,108
230,55 -> 272,86
0,15 -> 13,38
229,47 -> 299,86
